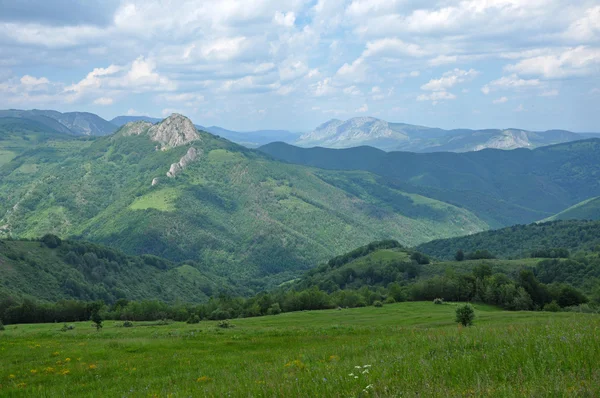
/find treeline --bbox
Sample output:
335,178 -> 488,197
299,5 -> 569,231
1,264 -> 595,325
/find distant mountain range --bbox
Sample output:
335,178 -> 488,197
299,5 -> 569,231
1,109 -> 599,152
296,116 -> 600,152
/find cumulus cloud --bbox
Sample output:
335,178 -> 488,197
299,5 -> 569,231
417,91 -> 456,103
93,97 -> 113,105
481,74 -> 541,94
493,96 -> 508,104
273,11 -> 296,27
421,68 -> 479,91
505,46 -> 600,78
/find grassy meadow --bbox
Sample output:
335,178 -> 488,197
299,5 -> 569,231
1,302 -> 599,397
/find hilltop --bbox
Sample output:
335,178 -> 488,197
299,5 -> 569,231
0,114 -> 487,289
543,197 -> 600,222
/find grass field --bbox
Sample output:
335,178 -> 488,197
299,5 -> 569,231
1,302 -> 599,397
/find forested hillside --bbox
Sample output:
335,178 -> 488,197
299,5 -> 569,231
0,115 -> 487,289
260,140 -> 600,227
543,197 -> 600,222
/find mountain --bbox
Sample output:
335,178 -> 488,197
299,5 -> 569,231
0,237 -> 234,303
296,117 -> 594,152
259,139 -> 600,228
110,115 -> 162,127
415,220 -> 600,260
0,109 -> 117,136
204,126 -> 300,148
0,114 -> 488,290
543,197 -> 600,222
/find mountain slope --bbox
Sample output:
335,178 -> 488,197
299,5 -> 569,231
0,238 -> 232,303
111,115 -> 162,127
543,197 -> 600,222
0,114 -> 488,289
0,109 -> 117,136
259,140 -> 600,227
296,117 -> 594,152
205,126 -> 300,148
415,220 -> 600,260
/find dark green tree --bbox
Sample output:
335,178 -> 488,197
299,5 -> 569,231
455,249 -> 465,262
455,303 -> 475,326
91,310 -> 103,332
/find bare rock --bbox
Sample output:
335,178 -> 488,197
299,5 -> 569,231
167,147 -> 202,178
151,178 -> 160,186
148,114 -> 200,149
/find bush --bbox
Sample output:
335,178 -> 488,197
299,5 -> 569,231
455,304 -> 475,326
186,315 -> 201,324
217,320 -> 233,329
433,298 -> 444,305
267,303 -> 282,315
384,296 -> 396,304
41,234 -> 62,249
373,300 -> 383,307
0,320 -> 4,331
156,319 -> 171,326
122,321 -> 134,327
60,323 -> 75,332
543,301 -> 561,312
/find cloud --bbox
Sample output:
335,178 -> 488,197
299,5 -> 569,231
20,75 -> 49,87
355,103 -> 369,113
417,91 -> 456,103
481,74 -> 541,94
93,97 -> 113,105
421,68 -> 479,91
343,85 -> 362,96
505,46 -> 600,79
362,38 -> 427,58
563,6 -> 600,42
312,77 -> 336,97
493,96 -> 508,104
273,11 -> 296,27
540,89 -> 559,97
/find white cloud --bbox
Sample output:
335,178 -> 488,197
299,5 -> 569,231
421,68 -> 479,91
409,71 -> 420,77
20,75 -> 50,86
563,6 -> 600,42
362,38 -> 427,58
481,74 -> 541,94
127,108 -> 140,115
335,58 -> 368,82
417,91 -> 456,103
273,11 -> 296,27
93,97 -> 114,105
515,103 -> 525,112
428,55 -> 458,66
505,46 -> 600,79
343,85 -> 362,96
312,77 -> 336,97
493,96 -> 508,104
279,60 -> 309,82
355,103 -> 369,113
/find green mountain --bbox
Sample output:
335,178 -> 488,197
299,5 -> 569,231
0,237 -> 231,303
416,220 -> 600,260
259,140 -> 600,227
0,109 -> 117,136
543,197 -> 600,222
0,114 -> 487,289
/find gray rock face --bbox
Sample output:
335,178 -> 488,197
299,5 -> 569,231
119,121 -> 153,136
151,178 -> 160,186
148,114 -> 200,149
167,147 -> 200,178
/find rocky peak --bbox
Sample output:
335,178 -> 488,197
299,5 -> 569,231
120,121 -> 153,136
147,113 -> 200,149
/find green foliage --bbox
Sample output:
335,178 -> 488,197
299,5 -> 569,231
0,319 -> 4,331
91,310 -> 103,331
60,323 -> 75,332
41,234 -> 62,248
411,252 -> 430,265
217,320 -> 233,329
122,321 -> 134,327
186,314 -> 201,324
543,301 -> 561,312
455,304 -> 475,326
373,300 -> 383,307
433,298 -> 444,305
455,249 -> 465,261
544,197 -> 600,222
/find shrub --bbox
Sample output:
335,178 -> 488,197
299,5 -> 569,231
217,320 -> 233,329
91,310 -> 103,332
186,315 -> 201,324
543,301 -> 561,312
156,319 -> 171,326
60,323 -> 75,332
373,300 -> 383,307
122,321 -> 134,328
384,296 -> 396,304
267,303 -> 282,315
455,249 -> 465,262
433,298 -> 444,305
0,320 -> 4,331
41,234 -> 62,249
455,304 -> 475,327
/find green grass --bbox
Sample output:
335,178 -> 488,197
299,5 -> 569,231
129,188 -> 180,211
1,302 -> 599,397
0,150 -> 16,166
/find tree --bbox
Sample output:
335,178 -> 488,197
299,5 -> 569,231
455,304 -> 475,326
0,319 -> 5,331
41,234 -> 62,249
91,310 -> 103,332
455,249 -> 465,262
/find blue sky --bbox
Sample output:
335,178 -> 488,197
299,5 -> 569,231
0,0 -> 599,132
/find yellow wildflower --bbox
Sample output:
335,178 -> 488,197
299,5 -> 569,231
328,355 -> 339,362
44,367 -> 55,374
30,369 -> 37,375
61,369 -> 70,376
52,351 -> 60,356
16,382 -> 27,388
196,376 -> 212,383
65,358 -> 71,362
88,364 -> 97,370
9,374 -> 16,379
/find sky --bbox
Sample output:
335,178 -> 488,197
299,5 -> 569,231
0,0 -> 599,132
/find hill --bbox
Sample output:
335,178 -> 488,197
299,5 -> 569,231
0,114 -> 487,289
416,220 -> 600,260
0,109 -> 117,136
110,115 -> 162,127
259,140 -> 600,227
0,237 -> 233,303
204,126 -> 300,148
295,117 -> 594,152
543,197 -> 600,222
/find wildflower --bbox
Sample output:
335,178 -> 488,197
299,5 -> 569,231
56,360 -> 63,365
363,365 -> 372,368
328,355 -> 339,362
65,358 -> 71,362
348,373 -> 354,377
196,376 -> 212,383
30,369 -> 37,375
61,369 -> 70,376
354,376 -> 359,379
365,384 -> 374,389
52,351 -> 60,356
16,382 -> 27,388
355,366 -> 362,369
44,367 -> 55,374
9,374 -> 16,379
362,369 -> 369,374
88,365 -> 97,370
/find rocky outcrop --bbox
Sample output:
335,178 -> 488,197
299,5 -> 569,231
148,114 -> 200,149
151,178 -> 160,186
120,121 -> 153,136
167,147 -> 201,178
